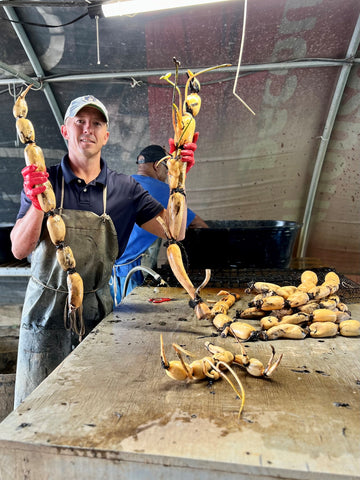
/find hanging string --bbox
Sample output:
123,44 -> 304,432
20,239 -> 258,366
10,82 -> 20,147
232,0 -> 256,116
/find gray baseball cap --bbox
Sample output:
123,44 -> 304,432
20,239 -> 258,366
64,95 -> 109,124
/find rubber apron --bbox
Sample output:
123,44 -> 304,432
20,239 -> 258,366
14,179 -> 118,407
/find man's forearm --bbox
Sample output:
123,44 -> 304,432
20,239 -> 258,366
11,207 -> 44,259
141,201 -> 188,242
188,214 -> 208,229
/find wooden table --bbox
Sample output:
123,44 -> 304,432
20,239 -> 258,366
0,287 -> 359,480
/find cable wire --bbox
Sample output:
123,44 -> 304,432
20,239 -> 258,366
0,11 -> 88,27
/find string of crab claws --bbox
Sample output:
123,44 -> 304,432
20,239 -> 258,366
161,334 -> 283,418
160,334 -> 245,418
209,360 -> 245,419
64,302 -> 85,342
188,268 -> 212,311
156,215 -> 212,320
171,186 -> 186,196
205,340 -> 283,380
245,281 -> 255,294
12,83 -> 85,339
209,290 -> 259,341
158,59 -> 231,320
206,291 -> 283,377
155,154 -> 171,170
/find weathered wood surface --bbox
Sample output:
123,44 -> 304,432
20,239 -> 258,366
0,287 -> 359,480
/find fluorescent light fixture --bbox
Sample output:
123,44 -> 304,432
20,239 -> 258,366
102,0 -> 231,17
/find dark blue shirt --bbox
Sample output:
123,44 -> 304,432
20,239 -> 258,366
17,155 -> 164,258
114,174 -> 195,267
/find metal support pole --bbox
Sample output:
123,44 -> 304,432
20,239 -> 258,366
0,60 -> 357,86
4,6 -> 66,143
0,60 -> 41,89
296,14 -> 360,257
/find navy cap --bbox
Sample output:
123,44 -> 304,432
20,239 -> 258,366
136,145 -> 166,164
64,95 -> 109,125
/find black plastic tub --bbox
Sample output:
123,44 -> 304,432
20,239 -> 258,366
0,223 -> 15,264
182,220 -> 301,269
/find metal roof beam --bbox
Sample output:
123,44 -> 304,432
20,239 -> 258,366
0,59 -> 42,88
0,59 -> 359,87
296,14 -> 360,258
3,6 -> 66,143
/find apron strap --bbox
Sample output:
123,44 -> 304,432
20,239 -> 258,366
103,185 -> 107,214
60,176 -> 65,214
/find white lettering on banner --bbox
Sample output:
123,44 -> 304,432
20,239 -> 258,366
37,8 -> 65,71
263,73 -> 298,106
269,37 -> 307,65
258,108 -> 288,139
280,0 -> 322,35
243,0 -> 321,187
10,8 -> 65,72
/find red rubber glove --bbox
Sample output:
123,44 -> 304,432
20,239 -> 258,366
168,132 -> 199,173
22,164 -> 49,211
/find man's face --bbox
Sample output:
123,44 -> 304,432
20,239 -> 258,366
61,106 -> 109,159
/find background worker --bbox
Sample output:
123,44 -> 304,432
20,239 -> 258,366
10,95 -> 198,407
110,144 -> 208,305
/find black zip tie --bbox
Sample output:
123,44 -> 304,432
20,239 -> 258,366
164,239 -> 177,248
189,294 -> 203,309
227,292 -> 238,300
170,187 -> 186,196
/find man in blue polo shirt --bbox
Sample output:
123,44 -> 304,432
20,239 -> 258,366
110,144 -> 208,305
10,95 -> 198,407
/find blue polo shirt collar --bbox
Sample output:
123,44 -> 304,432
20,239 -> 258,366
60,154 -> 107,185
